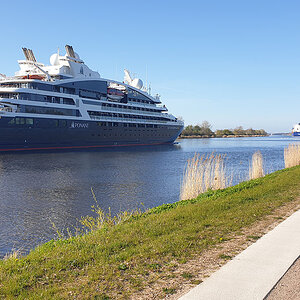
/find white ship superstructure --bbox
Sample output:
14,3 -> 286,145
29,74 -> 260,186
292,123 -> 300,136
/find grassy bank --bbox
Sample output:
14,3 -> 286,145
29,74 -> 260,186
1,166 -> 300,299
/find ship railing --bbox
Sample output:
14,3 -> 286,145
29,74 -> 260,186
101,106 -> 167,116
156,104 -> 167,109
0,76 -> 14,81
89,115 -> 170,124
0,82 -> 30,88
0,94 -> 19,100
0,107 -> 13,113
127,101 -> 164,110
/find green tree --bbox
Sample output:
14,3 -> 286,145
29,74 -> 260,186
245,128 -> 256,136
233,126 -> 244,135
182,125 -> 193,136
215,129 -> 233,136
200,121 -> 213,136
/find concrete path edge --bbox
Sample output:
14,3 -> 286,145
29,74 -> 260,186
179,209 -> 300,300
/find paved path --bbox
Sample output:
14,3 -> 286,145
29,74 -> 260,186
179,209 -> 300,300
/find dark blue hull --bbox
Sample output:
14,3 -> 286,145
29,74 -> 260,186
292,132 -> 300,136
0,117 -> 183,151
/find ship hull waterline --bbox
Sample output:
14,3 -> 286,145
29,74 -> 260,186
0,117 -> 183,152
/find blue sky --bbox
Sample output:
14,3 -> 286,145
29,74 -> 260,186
1,0 -> 300,132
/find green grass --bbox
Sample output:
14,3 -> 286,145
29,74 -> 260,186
162,287 -> 176,295
219,254 -> 232,260
247,235 -> 261,241
181,272 -> 193,279
1,166 -> 300,299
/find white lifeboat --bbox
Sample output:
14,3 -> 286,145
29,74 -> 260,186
107,88 -> 124,101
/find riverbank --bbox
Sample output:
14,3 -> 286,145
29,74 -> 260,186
179,134 -> 268,139
1,166 -> 300,299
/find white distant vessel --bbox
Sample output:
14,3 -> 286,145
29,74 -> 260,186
292,123 -> 300,136
0,45 -> 183,151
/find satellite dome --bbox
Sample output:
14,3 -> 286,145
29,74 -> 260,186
50,53 -> 59,66
132,78 -> 143,89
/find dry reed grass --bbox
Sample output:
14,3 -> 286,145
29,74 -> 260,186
284,144 -> 300,168
180,153 -> 229,200
249,151 -> 264,180
3,249 -> 21,261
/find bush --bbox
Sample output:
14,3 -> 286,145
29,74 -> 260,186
181,122 -> 268,138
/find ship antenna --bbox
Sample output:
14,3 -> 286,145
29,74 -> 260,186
146,65 -> 148,93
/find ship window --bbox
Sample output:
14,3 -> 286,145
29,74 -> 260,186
59,120 -> 67,127
63,98 -> 75,105
26,118 -> 33,125
113,123 -> 118,127
15,118 -> 25,125
62,87 -> 76,95
79,89 -> 100,99
25,105 -> 79,116
53,86 -> 60,93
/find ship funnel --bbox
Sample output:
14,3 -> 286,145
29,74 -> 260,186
65,45 -> 76,58
22,48 -> 30,60
22,48 -> 37,62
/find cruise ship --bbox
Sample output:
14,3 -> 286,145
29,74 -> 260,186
0,45 -> 183,151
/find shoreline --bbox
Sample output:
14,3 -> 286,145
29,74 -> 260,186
178,134 -> 269,139
1,166 -> 300,298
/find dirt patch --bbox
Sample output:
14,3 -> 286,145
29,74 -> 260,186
131,199 -> 300,299
265,256 -> 300,300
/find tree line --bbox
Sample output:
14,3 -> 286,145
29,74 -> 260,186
181,122 -> 268,137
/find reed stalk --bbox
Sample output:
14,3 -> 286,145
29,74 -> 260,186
79,188 -> 140,233
284,144 -> 300,168
249,151 -> 264,180
180,153 -> 228,200
3,249 -> 21,261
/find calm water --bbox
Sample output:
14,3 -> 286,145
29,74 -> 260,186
0,135 -> 298,257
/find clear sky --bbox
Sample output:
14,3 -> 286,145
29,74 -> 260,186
1,0 -> 299,132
